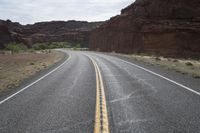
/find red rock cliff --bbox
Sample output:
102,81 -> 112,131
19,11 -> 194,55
0,20 -> 102,48
0,20 -> 13,49
90,0 -> 200,57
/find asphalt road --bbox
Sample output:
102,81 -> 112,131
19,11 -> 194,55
0,50 -> 200,133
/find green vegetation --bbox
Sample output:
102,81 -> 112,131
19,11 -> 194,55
4,41 -> 86,52
72,43 -> 82,50
193,74 -> 200,79
5,42 -> 27,53
75,43 -> 81,48
155,57 -> 161,61
185,62 -> 193,66
32,42 -> 72,50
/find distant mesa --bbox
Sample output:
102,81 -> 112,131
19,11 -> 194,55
89,0 -> 200,58
0,20 -> 103,49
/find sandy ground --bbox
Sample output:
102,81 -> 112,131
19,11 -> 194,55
116,53 -> 200,79
0,50 -> 65,92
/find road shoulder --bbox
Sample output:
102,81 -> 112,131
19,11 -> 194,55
99,52 -> 200,94
0,49 -> 69,101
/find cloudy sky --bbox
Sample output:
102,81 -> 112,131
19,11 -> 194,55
0,0 -> 134,25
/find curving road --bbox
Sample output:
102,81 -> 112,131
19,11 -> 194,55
0,50 -> 200,133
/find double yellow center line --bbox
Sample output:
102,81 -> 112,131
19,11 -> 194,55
86,55 -> 110,133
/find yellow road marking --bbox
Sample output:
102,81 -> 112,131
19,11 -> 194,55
86,55 -> 109,133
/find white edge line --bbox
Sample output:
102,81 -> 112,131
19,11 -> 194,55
116,58 -> 200,96
0,53 -> 71,105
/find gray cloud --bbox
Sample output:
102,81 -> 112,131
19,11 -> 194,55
0,0 -> 134,24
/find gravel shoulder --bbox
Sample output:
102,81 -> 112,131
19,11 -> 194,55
0,50 -> 65,93
109,53 -> 200,79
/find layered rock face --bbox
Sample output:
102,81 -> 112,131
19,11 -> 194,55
90,0 -> 200,57
0,20 -> 102,48
0,20 -> 13,49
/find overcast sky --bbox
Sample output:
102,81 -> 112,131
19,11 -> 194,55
0,0 -> 134,25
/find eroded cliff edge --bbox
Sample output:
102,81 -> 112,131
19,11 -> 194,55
90,0 -> 200,58
0,20 -> 102,48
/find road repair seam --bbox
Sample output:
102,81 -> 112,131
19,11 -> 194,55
0,53 -> 71,105
117,58 -> 200,96
86,55 -> 109,133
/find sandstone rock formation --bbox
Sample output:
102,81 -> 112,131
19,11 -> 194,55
0,20 -> 102,49
0,20 -> 13,49
90,0 -> 200,58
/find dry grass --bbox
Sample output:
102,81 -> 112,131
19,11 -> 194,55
121,54 -> 200,79
0,50 -> 64,92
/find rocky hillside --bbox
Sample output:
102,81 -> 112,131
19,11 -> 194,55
0,20 -> 102,49
0,20 -> 13,49
90,0 -> 200,58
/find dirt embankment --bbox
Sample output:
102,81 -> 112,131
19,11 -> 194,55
0,50 -> 65,92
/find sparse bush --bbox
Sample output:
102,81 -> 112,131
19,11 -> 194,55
33,42 -> 72,50
33,43 -> 48,50
192,74 -> 200,79
72,43 -> 81,50
75,43 -> 81,48
173,59 -> 179,62
29,62 -> 35,65
155,57 -> 161,61
5,42 -> 27,53
185,62 -> 193,66
7,83 -> 17,89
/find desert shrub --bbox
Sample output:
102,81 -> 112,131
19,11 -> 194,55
193,74 -> 200,79
33,42 -> 72,50
5,42 -> 27,53
173,59 -> 179,62
185,62 -> 193,66
29,62 -> 35,65
33,43 -> 48,50
75,43 -> 81,48
155,57 -> 161,61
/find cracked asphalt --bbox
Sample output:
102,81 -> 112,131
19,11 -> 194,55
0,50 -> 200,133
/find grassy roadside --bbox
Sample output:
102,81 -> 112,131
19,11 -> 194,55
112,53 -> 200,79
0,50 -> 65,92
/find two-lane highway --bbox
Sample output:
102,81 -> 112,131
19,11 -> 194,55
0,51 -> 96,133
0,50 -> 200,133
88,52 -> 200,133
